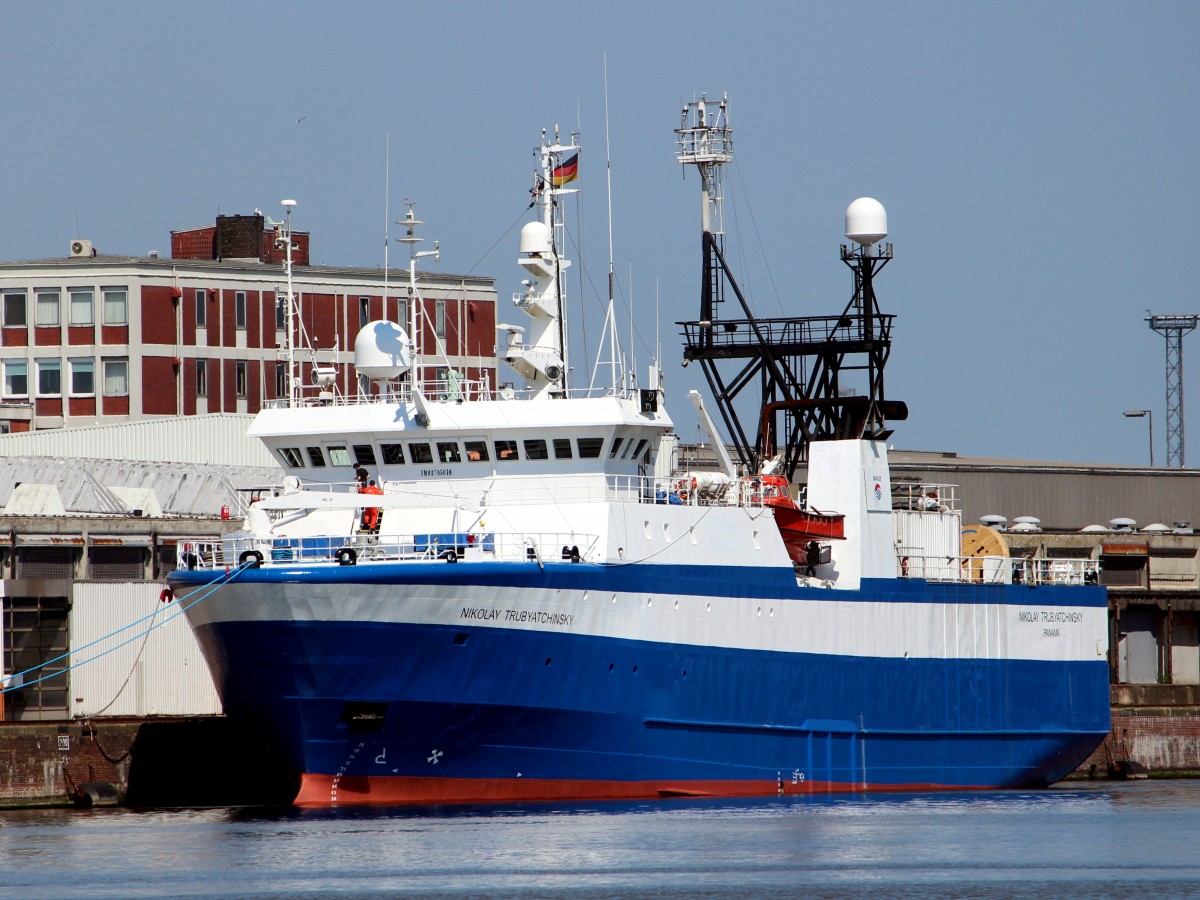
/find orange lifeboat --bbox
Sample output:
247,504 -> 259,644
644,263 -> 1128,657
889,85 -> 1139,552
750,475 -> 845,564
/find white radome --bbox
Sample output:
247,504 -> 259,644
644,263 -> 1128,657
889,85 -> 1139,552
354,320 -> 412,381
519,220 -> 553,255
845,197 -> 888,246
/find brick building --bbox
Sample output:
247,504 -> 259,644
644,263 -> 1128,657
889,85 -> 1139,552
0,215 -> 498,432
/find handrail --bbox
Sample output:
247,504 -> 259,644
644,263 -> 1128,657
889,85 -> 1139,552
896,552 -> 1100,586
179,531 -> 601,570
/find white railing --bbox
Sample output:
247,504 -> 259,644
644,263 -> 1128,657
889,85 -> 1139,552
261,379 -> 640,410
178,530 -> 600,570
892,482 -> 961,514
257,473 -> 781,511
897,553 -> 1100,586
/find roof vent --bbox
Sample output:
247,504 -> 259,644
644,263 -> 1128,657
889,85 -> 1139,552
1109,517 -> 1137,533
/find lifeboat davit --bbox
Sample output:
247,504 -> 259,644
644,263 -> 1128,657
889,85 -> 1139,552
751,475 -> 845,564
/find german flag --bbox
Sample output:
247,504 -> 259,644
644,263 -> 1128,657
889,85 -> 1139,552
551,153 -> 579,187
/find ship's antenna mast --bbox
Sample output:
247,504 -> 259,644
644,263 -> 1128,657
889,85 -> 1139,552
277,198 -> 298,408
383,132 -> 390,316
396,200 -> 440,391
676,93 -> 732,328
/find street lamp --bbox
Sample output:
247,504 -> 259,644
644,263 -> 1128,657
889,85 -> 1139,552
1123,409 -> 1154,466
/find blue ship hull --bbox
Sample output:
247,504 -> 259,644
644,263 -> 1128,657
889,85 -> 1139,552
176,564 -> 1111,805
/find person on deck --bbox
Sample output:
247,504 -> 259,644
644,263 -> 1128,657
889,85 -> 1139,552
360,479 -> 384,532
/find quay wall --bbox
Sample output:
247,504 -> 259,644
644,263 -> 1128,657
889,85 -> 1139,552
0,716 -> 296,808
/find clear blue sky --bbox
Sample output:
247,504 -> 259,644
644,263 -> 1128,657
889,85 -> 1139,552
3,2 -> 1196,466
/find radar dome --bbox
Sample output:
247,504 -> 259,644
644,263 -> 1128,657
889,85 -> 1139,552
519,221 -> 553,255
354,320 -> 411,381
845,197 -> 888,246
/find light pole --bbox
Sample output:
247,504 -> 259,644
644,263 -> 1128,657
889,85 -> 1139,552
1123,409 -> 1154,466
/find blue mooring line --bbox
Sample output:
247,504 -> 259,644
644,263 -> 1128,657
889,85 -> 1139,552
1,562 -> 251,694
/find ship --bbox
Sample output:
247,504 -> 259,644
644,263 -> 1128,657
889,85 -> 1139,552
171,98 -> 1110,805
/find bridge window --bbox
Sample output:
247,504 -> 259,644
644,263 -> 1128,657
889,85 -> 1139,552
608,437 -> 624,459
523,439 -> 549,460
409,442 -> 433,464
437,441 -> 461,463
553,438 -> 573,459
353,444 -> 376,466
464,440 -> 489,461
495,439 -> 519,461
279,447 -> 304,467
306,447 -> 326,467
381,443 -> 405,464
328,446 -> 353,466
577,437 -> 603,458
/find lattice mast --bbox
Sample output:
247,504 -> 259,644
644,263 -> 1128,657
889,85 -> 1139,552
675,95 -> 906,482
1147,313 -> 1198,468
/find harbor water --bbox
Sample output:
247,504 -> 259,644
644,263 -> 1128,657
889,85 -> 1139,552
3,780 -> 1200,899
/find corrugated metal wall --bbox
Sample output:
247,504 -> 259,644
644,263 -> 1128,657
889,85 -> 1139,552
892,461 -> 1200,531
0,414 -> 275,467
68,582 -> 222,718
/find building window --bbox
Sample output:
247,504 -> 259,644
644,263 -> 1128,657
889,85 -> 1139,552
103,359 -> 128,396
88,546 -> 144,580
37,359 -> 61,395
3,291 -> 27,327
275,293 -> 285,329
36,290 -> 60,326
69,289 -> 94,325
235,292 -> 247,328
196,359 -> 207,396
3,594 -> 70,720
235,361 -> 247,397
397,298 -> 408,330
359,296 -> 370,328
102,287 -> 128,325
70,358 -> 95,395
435,299 -> 447,338
3,360 -> 28,396
275,362 -> 287,397
196,289 -> 207,327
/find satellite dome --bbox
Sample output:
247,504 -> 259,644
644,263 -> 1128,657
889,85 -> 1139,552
519,221 -> 553,255
354,320 -> 411,381
845,197 -> 888,246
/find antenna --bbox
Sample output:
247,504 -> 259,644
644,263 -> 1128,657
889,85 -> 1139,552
1147,312 -> 1198,467
383,132 -> 390,319
278,199 -> 298,407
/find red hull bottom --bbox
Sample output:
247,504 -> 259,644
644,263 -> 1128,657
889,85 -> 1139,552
295,773 -> 987,806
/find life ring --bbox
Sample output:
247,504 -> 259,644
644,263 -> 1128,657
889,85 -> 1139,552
238,550 -> 263,568
336,547 -> 357,566
159,587 -> 174,604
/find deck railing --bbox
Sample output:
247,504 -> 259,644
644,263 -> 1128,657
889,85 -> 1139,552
897,553 -> 1100,586
179,530 -> 600,570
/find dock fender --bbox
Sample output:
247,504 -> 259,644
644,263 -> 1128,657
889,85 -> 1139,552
336,547 -> 357,566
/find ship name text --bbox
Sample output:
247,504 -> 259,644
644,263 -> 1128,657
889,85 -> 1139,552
460,606 -> 575,628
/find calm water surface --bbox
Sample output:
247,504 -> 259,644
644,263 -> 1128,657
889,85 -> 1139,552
3,781 -> 1200,899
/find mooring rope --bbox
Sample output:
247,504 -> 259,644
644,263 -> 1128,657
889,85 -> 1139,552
1,561 -> 253,694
